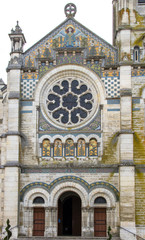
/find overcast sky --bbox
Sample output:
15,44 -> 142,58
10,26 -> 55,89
0,0 -> 113,83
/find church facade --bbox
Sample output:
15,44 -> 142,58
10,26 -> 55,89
0,0 -> 145,239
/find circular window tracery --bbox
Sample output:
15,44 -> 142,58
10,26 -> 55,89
41,72 -> 100,130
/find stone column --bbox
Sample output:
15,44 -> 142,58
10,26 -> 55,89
23,207 -> 33,237
28,208 -> 33,237
3,91 -> 21,238
82,207 -> 94,237
119,66 -> 136,240
44,207 -> 49,237
50,207 -> 57,237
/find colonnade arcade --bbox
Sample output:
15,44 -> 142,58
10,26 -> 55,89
19,181 -> 119,237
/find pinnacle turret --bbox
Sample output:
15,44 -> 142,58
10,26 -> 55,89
9,21 -> 26,54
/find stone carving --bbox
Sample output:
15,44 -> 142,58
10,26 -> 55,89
64,3 -> 77,18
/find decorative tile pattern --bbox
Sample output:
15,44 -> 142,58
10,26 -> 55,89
57,55 -> 83,65
20,175 -> 119,202
101,72 -> 120,98
132,69 -> 145,77
39,64 -> 54,79
21,73 -> 39,99
86,62 -> 102,77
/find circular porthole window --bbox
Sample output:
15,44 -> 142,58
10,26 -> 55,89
40,70 -> 100,130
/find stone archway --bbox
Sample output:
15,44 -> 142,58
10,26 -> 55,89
58,191 -> 81,236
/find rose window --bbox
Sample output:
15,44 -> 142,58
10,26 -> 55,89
41,76 -> 99,130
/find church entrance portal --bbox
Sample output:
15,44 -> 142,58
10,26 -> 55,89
58,191 -> 81,236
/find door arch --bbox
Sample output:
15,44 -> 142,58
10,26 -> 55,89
58,191 -> 81,236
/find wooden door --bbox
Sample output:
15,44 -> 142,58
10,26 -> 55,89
94,208 -> 106,237
72,196 -> 81,236
58,199 -> 63,236
33,208 -> 45,236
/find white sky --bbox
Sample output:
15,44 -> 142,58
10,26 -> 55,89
0,0 -> 113,83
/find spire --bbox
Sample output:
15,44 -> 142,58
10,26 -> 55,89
11,21 -> 22,34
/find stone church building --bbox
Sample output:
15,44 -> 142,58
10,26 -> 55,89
1,0 -> 145,239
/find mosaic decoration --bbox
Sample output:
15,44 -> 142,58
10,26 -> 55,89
23,18 -> 118,67
86,62 -> 102,78
54,139 -> 63,157
21,167 -> 118,174
39,110 -> 57,131
21,72 -> 39,99
39,64 -> 54,79
40,137 -> 99,158
132,68 -> 145,77
53,24 -> 87,48
77,139 -> 86,157
21,18 -> 119,100
20,176 -> 119,202
89,139 -> 98,156
65,139 -> 75,157
101,70 -> 120,98
39,107 -> 101,131
56,54 -> 83,65
42,139 -> 51,157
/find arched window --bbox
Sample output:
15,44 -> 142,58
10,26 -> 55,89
42,139 -> 51,157
133,46 -> 140,62
54,139 -> 62,157
94,197 -> 107,204
77,138 -> 86,157
65,139 -> 75,157
33,197 -> 45,204
89,138 -> 98,156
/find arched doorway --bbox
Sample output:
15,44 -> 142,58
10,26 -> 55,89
94,197 -> 107,237
58,191 -> 81,236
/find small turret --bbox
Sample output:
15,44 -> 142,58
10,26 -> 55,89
9,21 -> 26,54
7,21 -> 26,72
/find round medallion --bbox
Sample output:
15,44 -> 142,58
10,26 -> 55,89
64,3 -> 77,17
40,71 -> 99,130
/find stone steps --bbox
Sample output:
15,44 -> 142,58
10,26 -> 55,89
17,237 -> 120,240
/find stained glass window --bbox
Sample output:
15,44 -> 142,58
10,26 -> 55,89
89,138 -> 98,156
42,139 -> 51,157
54,139 -> 63,157
65,139 -> 75,157
77,139 -> 86,157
